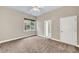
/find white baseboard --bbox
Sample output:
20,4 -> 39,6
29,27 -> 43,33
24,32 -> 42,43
0,35 -> 36,44
51,38 -> 79,48
38,35 -> 46,37
0,36 -> 26,44
38,35 -> 79,48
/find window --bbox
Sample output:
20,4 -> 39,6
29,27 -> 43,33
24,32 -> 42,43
24,18 -> 36,31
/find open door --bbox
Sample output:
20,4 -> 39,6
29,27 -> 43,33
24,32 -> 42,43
44,20 -> 51,38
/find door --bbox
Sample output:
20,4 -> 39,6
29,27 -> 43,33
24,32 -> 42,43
60,16 -> 77,45
44,20 -> 51,38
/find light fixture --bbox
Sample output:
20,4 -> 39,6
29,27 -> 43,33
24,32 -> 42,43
30,6 -> 44,16
30,6 -> 43,12
32,7 -> 40,12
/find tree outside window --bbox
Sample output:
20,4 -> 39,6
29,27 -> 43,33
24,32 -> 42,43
24,19 -> 36,31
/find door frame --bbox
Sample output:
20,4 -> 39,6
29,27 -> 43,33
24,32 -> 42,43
44,20 -> 52,38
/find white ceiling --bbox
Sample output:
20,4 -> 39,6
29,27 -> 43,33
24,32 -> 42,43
7,6 -> 62,16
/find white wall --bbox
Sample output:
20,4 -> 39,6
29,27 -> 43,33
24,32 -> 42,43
0,7 -> 36,41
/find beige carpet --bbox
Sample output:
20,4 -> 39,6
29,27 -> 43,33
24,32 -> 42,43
0,36 -> 79,53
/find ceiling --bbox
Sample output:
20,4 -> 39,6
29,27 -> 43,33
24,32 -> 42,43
7,6 -> 62,16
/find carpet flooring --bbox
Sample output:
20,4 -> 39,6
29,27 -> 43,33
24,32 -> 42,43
0,36 -> 79,53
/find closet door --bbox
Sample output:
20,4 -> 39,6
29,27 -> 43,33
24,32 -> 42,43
60,16 -> 77,45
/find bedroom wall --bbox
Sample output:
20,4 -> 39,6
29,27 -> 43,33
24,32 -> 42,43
37,6 -> 79,45
0,7 -> 36,41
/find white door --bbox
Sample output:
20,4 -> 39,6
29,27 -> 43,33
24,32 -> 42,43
60,16 -> 77,45
44,20 -> 51,38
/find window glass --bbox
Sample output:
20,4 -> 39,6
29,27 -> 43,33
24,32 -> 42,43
24,20 -> 36,31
